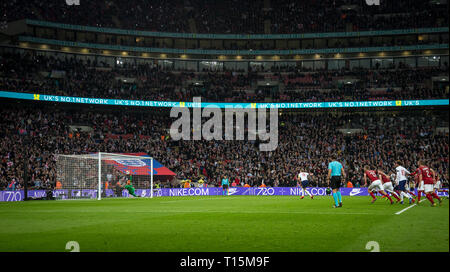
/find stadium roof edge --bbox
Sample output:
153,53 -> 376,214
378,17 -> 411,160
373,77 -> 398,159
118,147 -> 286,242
16,35 -> 450,56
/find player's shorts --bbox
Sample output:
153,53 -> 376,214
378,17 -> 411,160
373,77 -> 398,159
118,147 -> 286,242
398,180 -> 407,191
434,181 -> 441,190
330,176 -> 341,189
417,181 -> 424,191
368,179 -> 384,192
424,184 -> 434,193
383,182 -> 394,192
301,180 -> 309,188
222,184 -> 229,189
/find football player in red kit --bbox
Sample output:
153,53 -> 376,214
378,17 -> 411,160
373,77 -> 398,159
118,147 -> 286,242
417,160 -> 442,207
364,166 -> 394,204
410,168 -> 423,202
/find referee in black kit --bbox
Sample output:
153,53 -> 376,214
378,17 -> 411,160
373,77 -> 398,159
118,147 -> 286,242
327,155 -> 346,208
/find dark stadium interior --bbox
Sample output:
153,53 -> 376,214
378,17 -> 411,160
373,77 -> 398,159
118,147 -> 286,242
2,0 -> 449,34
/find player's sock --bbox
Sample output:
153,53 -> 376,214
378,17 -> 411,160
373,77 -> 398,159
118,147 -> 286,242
391,192 -> 400,201
431,192 -> 441,201
417,191 -> 422,202
332,193 -> 339,207
409,191 -> 416,197
385,194 -> 393,203
398,191 -> 404,201
426,193 -> 435,204
400,191 -> 409,200
369,191 -> 376,200
305,189 -> 312,197
337,191 -> 342,203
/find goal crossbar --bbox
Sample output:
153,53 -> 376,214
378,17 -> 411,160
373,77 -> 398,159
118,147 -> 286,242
58,153 -> 153,160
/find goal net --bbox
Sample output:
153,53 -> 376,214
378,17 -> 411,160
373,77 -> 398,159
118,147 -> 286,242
55,153 -> 154,200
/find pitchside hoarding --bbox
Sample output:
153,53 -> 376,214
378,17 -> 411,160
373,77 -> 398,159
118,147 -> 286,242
1,187 -> 448,201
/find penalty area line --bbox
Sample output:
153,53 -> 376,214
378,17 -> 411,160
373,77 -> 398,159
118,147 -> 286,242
395,199 -> 425,215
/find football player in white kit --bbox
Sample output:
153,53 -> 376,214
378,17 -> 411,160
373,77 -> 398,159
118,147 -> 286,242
434,173 -> 449,199
394,161 -> 415,204
297,171 -> 314,199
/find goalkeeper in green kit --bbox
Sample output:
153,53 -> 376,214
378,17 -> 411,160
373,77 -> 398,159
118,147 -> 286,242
124,173 -> 139,197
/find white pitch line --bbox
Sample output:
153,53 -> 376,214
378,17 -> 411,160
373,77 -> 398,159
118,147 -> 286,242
395,199 -> 426,215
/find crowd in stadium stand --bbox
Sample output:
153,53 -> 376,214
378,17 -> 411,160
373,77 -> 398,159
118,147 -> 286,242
0,104 -> 448,191
2,0 -> 448,34
1,52 -> 448,103
268,0 -> 448,34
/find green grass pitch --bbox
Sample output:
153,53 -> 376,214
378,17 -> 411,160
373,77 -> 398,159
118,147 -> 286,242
0,196 -> 448,252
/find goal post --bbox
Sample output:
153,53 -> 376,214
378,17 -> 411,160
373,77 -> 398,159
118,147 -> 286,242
55,152 -> 154,200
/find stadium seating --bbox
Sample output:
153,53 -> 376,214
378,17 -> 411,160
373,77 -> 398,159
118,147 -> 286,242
0,104 -> 448,190
0,52 -> 448,103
